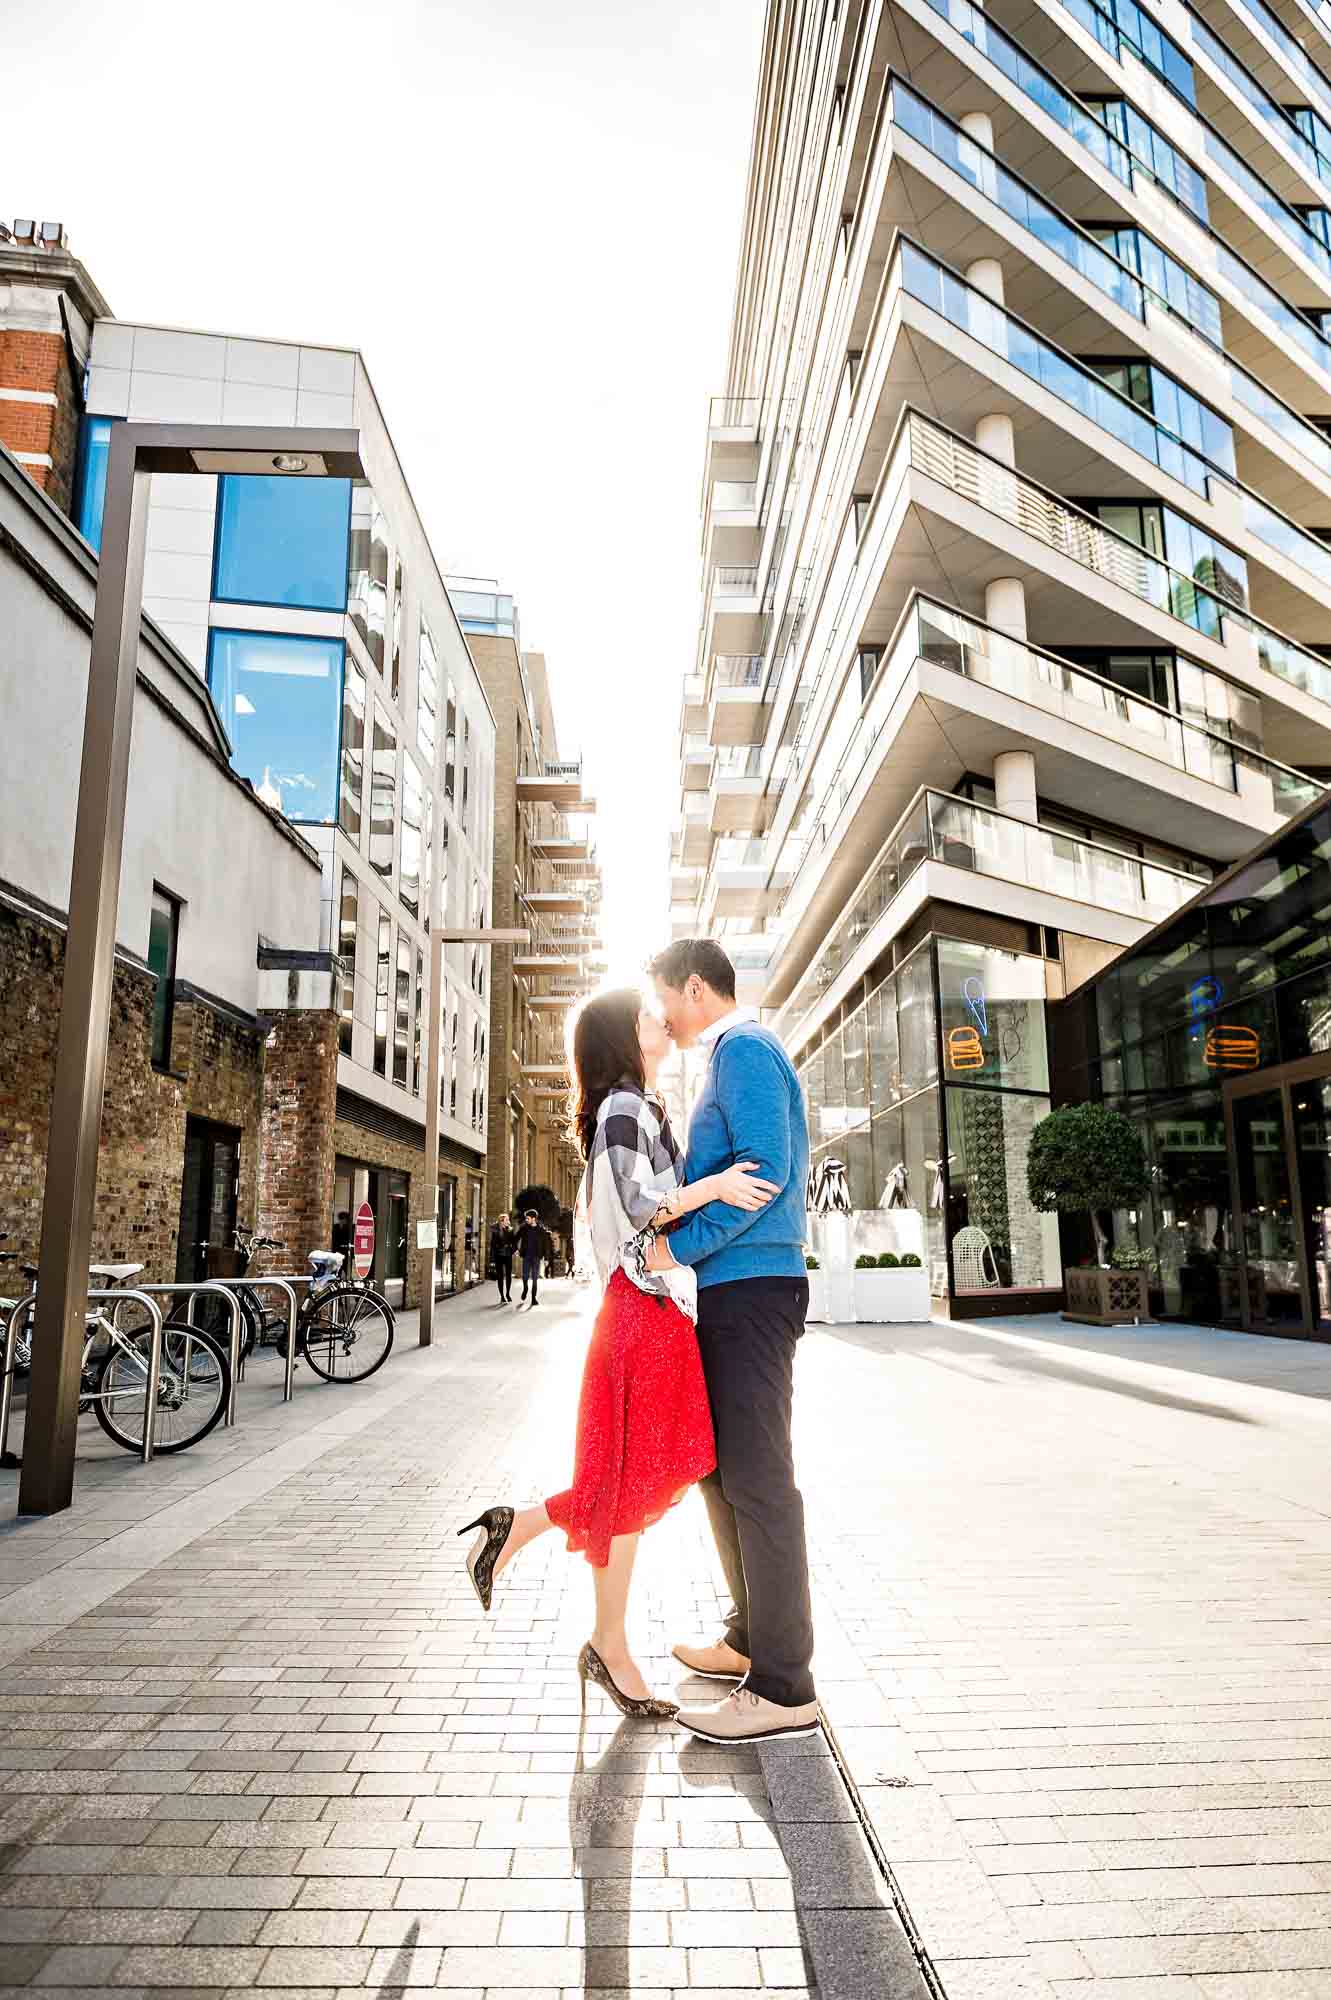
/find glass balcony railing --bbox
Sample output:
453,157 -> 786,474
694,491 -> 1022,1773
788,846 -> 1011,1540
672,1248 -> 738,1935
892,80 -> 1147,320
1202,121 -> 1331,278
1243,487 -> 1331,592
1229,360 -> 1331,485
1231,0 -> 1331,128
711,654 -> 766,689
773,589 -> 1319,947
1191,15 -> 1331,194
899,240 -> 1214,495
709,564 -> 760,599
712,481 -> 758,509
895,409 -> 1331,707
1215,238 -> 1331,387
775,787 -> 1204,1037
709,397 -> 762,427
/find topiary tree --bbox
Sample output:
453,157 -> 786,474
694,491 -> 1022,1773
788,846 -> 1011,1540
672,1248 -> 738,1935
514,1183 -> 560,1228
1026,1102 -> 1149,1267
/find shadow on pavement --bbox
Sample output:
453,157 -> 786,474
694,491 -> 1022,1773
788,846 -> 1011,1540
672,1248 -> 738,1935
820,1320 -> 1258,1423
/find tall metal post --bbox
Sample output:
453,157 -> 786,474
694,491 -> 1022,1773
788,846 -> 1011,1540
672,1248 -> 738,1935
16,423 -> 365,1516
20,431 -> 150,1515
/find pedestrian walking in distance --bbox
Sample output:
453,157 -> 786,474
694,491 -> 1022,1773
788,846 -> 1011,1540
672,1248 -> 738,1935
516,1209 -> 545,1307
489,1212 -> 516,1303
646,936 -> 820,1744
457,987 -> 777,1718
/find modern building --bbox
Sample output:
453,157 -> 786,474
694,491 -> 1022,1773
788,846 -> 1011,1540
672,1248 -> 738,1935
1055,789 -> 1331,1339
0,423 -> 328,1289
0,222 -> 498,1303
450,580 -> 602,1222
674,0 -> 1331,1315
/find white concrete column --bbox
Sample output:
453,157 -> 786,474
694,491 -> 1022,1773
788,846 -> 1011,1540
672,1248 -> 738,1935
965,257 -> 1005,305
960,110 -> 994,150
994,747 -> 1039,824
974,411 -> 1015,466
984,575 -> 1027,638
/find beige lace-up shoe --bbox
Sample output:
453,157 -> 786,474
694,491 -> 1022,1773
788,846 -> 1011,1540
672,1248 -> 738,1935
676,1684 -> 821,1743
671,1638 -> 751,1681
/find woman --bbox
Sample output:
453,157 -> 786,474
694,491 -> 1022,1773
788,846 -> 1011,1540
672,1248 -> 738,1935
458,987 -> 776,1718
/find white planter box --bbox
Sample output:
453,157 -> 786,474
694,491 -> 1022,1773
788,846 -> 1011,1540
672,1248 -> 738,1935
805,1270 -> 830,1324
852,1266 -> 931,1323
804,1267 -> 856,1324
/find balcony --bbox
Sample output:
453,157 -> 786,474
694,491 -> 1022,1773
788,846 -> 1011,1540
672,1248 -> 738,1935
680,735 -> 715,792
707,656 -> 771,746
536,833 -> 596,867
670,864 -> 703,903
525,889 -> 586,914
529,984 -> 591,1010
771,786 -> 1207,1024
709,746 -> 768,834
680,674 -> 708,734
703,479 -> 762,566
701,836 -> 786,923
522,1061 -> 569,1081
517,759 -> 594,809
772,588 -> 1320,971
701,563 -> 763,660
678,800 -> 711,866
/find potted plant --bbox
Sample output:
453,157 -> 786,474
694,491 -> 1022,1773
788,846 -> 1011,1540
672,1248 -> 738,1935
852,1249 -> 931,1323
1026,1103 -> 1152,1325
804,1252 -> 831,1325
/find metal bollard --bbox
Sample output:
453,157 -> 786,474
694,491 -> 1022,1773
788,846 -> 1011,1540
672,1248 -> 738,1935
133,1283 -> 243,1428
0,1291 -> 36,1468
124,1292 -> 165,1464
233,1279 -> 300,1402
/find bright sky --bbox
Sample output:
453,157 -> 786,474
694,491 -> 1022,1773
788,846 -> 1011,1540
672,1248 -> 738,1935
8,0 -> 764,984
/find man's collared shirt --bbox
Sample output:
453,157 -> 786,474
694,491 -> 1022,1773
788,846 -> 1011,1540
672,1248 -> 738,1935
697,1005 -> 759,1053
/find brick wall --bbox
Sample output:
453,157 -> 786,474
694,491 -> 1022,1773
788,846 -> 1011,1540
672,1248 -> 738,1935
0,327 -> 79,511
0,903 -> 267,1277
255,1011 -> 339,1268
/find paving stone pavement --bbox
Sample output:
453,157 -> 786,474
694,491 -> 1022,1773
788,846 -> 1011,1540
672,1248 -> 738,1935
0,1279 -> 923,1998
797,1314 -> 1331,2000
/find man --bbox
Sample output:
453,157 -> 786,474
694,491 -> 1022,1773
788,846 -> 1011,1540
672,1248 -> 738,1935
515,1209 -> 545,1308
488,1212 -> 515,1304
646,937 -> 817,1744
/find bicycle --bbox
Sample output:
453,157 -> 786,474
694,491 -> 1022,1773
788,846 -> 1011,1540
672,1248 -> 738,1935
174,1225 -> 396,1384
1,1251 -> 231,1455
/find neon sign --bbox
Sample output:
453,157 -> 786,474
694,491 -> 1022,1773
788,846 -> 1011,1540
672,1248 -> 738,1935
1188,976 -> 1223,1020
1203,1024 -> 1260,1071
947,1025 -> 985,1071
962,977 -> 988,1034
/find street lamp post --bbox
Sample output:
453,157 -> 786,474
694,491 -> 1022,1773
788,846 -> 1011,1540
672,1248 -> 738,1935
19,425 -> 366,1517
417,924 -> 527,1343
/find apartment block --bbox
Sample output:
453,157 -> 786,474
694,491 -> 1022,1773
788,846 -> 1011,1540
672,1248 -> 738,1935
0,233 -> 500,1304
451,581 -> 602,1224
675,0 -> 1331,1315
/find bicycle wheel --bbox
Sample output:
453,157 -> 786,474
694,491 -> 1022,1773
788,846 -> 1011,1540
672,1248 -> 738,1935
166,1290 -> 257,1365
93,1323 -> 230,1454
299,1284 -> 395,1383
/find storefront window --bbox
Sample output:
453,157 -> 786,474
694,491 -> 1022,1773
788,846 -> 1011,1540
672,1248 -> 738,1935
937,939 -> 1049,1091
902,1086 -> 945,1292
944,1088 -> 1062,1292
871,1107 -> 904,1207
897,941 -> 938,1092
868,974 -> 901,1108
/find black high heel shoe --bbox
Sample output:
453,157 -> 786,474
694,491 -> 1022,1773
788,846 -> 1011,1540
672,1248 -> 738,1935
458,1506 -> 514,1613
577,1642 -> 679,1720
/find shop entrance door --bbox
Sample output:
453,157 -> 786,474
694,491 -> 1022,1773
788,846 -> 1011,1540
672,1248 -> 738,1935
177,1119 -> 240,1282
1225,1055 -> 1331,1336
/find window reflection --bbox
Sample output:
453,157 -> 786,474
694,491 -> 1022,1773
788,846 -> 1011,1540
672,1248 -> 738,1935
348,491 -> 389,672
214,475 -> 351,611
369,706 -> 397,880
207,629 -> 344,824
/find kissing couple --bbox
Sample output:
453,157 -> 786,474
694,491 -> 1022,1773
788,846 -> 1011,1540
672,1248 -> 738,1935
459,936 -> 817,1743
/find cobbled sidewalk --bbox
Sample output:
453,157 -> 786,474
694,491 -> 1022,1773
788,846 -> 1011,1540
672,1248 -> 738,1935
797,1315 -> 1331,2000
0,1281 -> 914,1999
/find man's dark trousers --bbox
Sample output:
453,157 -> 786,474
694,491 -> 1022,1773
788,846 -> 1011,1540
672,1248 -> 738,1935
695,1273 -> 815,1708
520,1255 -> 540,1304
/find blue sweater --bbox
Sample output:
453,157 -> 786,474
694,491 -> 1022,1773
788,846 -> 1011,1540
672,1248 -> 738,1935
666,1021 -> 810,1289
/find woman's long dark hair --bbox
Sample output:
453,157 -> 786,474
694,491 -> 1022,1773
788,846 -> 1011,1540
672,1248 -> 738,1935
569,987 -> 645,1161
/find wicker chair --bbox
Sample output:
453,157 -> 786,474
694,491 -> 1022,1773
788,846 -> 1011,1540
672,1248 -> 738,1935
952,1224 -> 1000,1290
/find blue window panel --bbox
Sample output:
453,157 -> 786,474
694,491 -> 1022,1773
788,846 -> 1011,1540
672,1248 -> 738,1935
207,628 -> 344,825
74,414 -> 117,552
213,474 -> 351,611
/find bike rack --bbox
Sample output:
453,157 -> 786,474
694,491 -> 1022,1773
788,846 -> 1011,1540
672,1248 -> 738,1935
226,1277 -> 310,1403
1,1287 -> 166,1469
132,1283 -> 244,1428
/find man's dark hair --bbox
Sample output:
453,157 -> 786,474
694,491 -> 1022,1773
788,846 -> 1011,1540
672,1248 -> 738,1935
647,937 -> 737,1001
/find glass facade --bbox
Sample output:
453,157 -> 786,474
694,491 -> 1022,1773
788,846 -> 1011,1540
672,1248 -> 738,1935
797,934 -> 1062,1304
73,414 -> 117,552
213,475 -> 351,611
347,491 -> 388,672
368,705 -> 397,879
1065,796 -> 1331,1332
207,629 -> 344,825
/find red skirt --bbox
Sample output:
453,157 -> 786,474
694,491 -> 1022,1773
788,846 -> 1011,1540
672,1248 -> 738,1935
545,1269 -> 716,1568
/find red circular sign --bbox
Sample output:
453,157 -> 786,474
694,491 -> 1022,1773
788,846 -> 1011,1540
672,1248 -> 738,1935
352,1200 -> 375,1280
